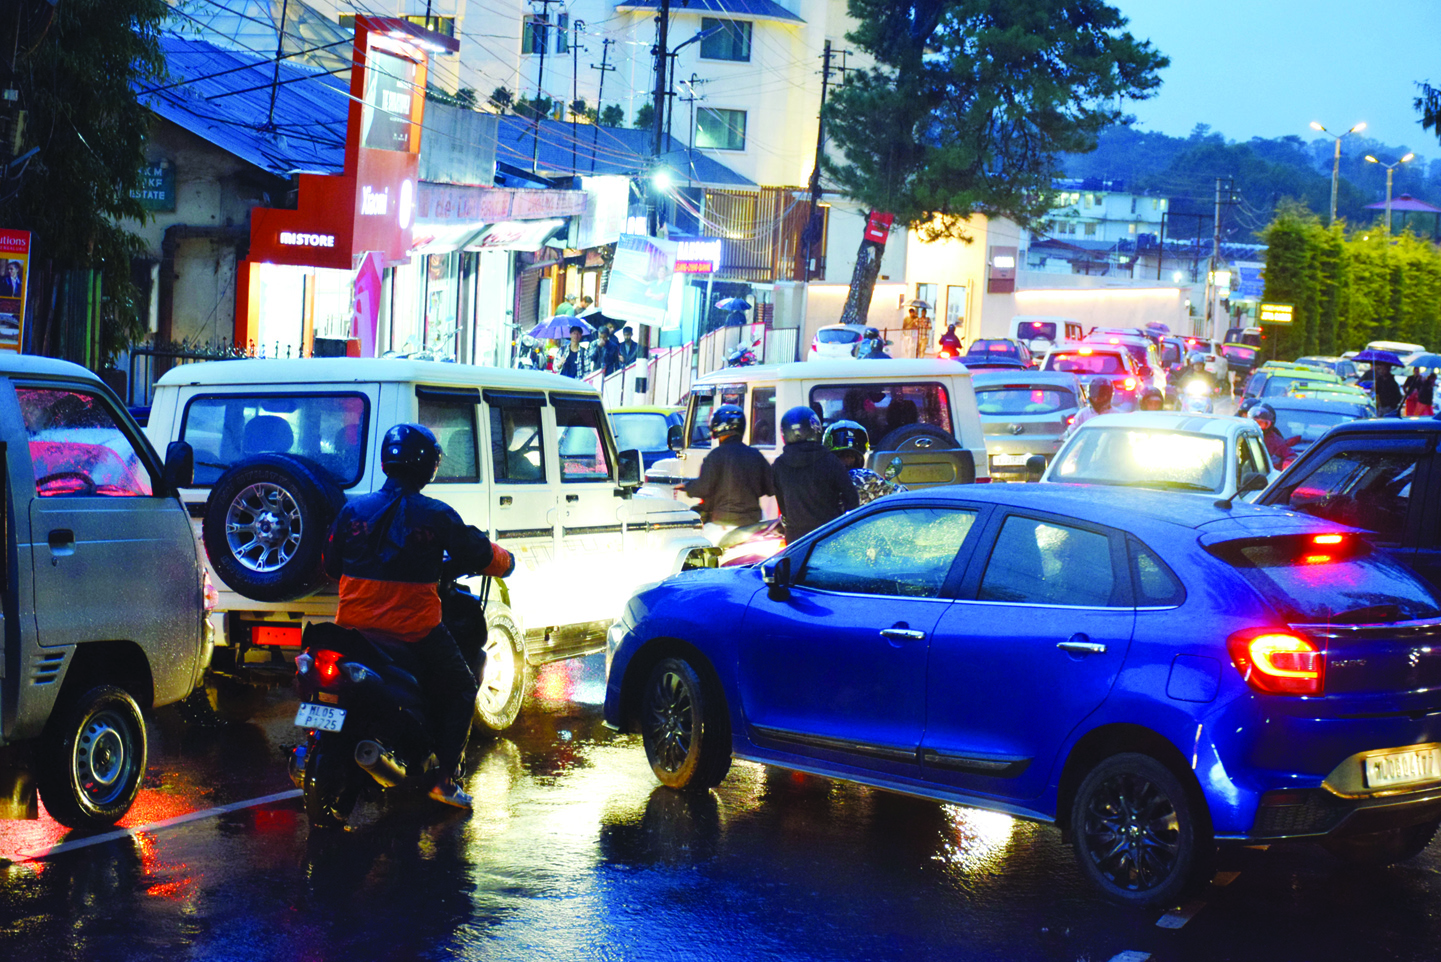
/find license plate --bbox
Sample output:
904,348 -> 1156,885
992,453 -> 1031,467
294,703 -> 346,732
1364,747 -> 1441,789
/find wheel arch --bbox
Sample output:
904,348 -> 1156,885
1055,722 -> 1206,835
617,636 -> 724,734
58,641 -> 155,711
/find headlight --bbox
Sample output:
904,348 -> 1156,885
1186,381 -> 1209,396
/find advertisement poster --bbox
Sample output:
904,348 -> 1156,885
605,234 -> 677,328
361,49 -> 418,152
351,251 -> 383,356
0,229 -> 30,353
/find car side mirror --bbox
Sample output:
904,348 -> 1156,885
1139,364 -> 1153,379
163,441 -> 194,491
616,448 -> 643,492
761,555 -> 792,601
1025,455 -> 1047,483
667,422 -> 684,453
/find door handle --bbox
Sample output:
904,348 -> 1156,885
880,628 -> 926,642
48,529 -> 74,558
565,494 -> 579,503
1057,636 -> 1107,654
499,496 -> 513,507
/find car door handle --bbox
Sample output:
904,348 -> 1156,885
499,496 -> 513,507
566,494 -> 579,503
1057,639 -> 1107,654
880,628 -> 926,642
48,529 -> 75,558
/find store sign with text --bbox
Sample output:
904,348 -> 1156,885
0,229 -> 31,353
675,239 -> 722,274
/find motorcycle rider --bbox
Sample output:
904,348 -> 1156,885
684,404 -> 774,543
824,420 -> 907,504
1139,387 -> 1165,411
1062,376 -> 1114,440
324,424 -> 515,811
938,324 -> 962,357
1249,403 -> 1295,467
771,406 -> 859,540
857,329 -> 891,360
1176,351 -> 1217,395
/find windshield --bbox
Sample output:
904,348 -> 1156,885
1210,535 -> 1441,622
1047,352 -> 1125,375
976,386 -> 1077,415
1016,321 -> 1057,342
181,394 -> 368,487
1220,344 -> 1257,364
817,329 -> 861,344
969,340 -> 1019,356
1052,427 -> 1226,492
1272,408 -> 1356,445
610,412 -> 671,451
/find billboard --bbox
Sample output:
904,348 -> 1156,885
604,234 -> 676,328
0,229 -> 31,353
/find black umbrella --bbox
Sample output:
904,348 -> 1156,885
716,297 -> 751,328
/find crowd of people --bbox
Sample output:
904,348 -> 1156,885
519,310 -> 644,380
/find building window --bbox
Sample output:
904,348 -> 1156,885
700,18 -> 752,62
1084,193 -> 1095,208
1084,222 -> 1097,236
556,13 -> 569,53
402,15 -> 455,38
1128,223 -> 1137,234
1130,196 -> 1137,214
522,15 -> 546,55
696,108 -> 746,151
1152,198 -> 1160,211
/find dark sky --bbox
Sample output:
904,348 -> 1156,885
1113,0 -> 1439,153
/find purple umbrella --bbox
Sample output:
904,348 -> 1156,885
1352,349 -> 1404,365
528,315 -> 595,340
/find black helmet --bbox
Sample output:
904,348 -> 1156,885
823,419 -> 869,456
381,423 -> 443,487
1088,377 -> 1113,409
1250,402 -> 1276,425
710,403 -> 746,438
780,406 -> 822,444
1139,387 -> 1164,410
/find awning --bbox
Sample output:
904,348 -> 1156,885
465,219 -> 566,252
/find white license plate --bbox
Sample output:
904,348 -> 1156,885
294,703 -> 346,732
1364,747 -> 1441,789
992,454 -> 1032,467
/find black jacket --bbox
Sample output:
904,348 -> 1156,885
771,440 -> 860,541
684,437 -> 774,526
1374,371 -> 1403,413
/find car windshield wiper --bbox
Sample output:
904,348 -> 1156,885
1142,480 -> 1217,492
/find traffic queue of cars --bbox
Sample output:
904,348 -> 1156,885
11,336 -> 1441,909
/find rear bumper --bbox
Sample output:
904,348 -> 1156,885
1244,784 -> 1441,841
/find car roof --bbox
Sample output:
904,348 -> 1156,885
154,358 -> 600,393
695,358 -> 974,384
1301,416 -> 1441,436
970,371 -> 1080,388
816,323 -> 872,333
0,354 -> 106,384
609,405 -> 682,415
1074,411 -> 1258,438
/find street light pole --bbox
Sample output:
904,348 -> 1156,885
1365,152 -> 1416,236
1310,120 -> 1366,226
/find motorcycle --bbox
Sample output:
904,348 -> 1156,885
289,567 -> 490,829
717,519 -> 786,567
1179,379 -> 1215,414
725,339 -> 761,367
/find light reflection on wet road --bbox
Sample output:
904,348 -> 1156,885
3,652 -> 1440,962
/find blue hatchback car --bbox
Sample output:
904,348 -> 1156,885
604,485 -> 1441,905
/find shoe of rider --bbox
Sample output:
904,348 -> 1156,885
428,776 -> 474,811
324,423 -> 515,809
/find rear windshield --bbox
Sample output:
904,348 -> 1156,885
976,386 -> 1077,416
1052,427 -> 1226,493
809,382 -> 952,442
969,340 -> 1018,356
1047,352 -> 1125,375
1271,408 -> 1357,445
610,412 -> 670,451
1263,374 -> 1336,397
1016,321 -> 1057,342
1209,535 -> 1441,623
817,329 -> 861,344
181,394 -> 369,487
1220,344 -> 1257,363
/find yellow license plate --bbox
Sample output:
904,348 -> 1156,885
1364,747 -> 1441,790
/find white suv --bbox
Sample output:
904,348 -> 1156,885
145,358 -> 707,732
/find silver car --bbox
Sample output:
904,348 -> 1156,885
972,370 -> 1081,479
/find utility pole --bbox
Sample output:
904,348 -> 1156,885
1204,177 -> 1236,339
529,0 -> 562,172
569,19 -> 585,173
801,40 -> 848,281
588,38 -> 615,172
263,0 -> 290,130
648,0 -> 672,235
678,73 -> 708,163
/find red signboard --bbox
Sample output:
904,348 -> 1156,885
863,211 -> 895,244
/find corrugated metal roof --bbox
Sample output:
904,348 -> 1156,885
140,35 -> 350,177
496,116 -> 755,187
615,0 -> 804,23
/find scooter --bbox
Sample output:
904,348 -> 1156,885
1179,380 -> 1215,414
289,568 -> 489,829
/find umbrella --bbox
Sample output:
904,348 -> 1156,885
528,315 -> 595,340
1406,352 -> 1441,371
715,297 -> 751,328
1352,349 -> 1404,366
906,298 -> 932,311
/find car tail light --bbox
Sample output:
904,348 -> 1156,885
1122,377 -> 1137,392
1312,533 -> 1344,545
314,649 -> 343,686
973,477 -> 992,483
1066,415 -> 1075,425
810,342 -> 817,352
1227,629 -> 1324,695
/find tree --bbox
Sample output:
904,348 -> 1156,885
599,104 -> 624,127
1417,82 -> 1441,145
0,0 -> 168,366
824,0 -> 1167,324
488,86 -> 514,113
632,103 -> 655,130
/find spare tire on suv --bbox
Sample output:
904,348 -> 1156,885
203,455 -> 346,602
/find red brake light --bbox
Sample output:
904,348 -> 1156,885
810,342 -> 817,352
1227,629 -> 1324,695
315,649 -> 342,685
1122,377 -> 1137,391
1066,415 -> 1075,425
1312,534 -> 1344,545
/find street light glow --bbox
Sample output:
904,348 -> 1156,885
1310,121 -> 1324,131
1365,155 -> 1379,164
1402,152 -> 1415,163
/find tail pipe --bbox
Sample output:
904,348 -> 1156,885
354,739 -> 407,788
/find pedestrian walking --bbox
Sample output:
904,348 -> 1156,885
555,326 -> 585,378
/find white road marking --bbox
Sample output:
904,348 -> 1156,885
1107,952 -> 1151,962
0,789 -> 301,864
1212,870 -> 1241,887
1156,899 -> 1207,928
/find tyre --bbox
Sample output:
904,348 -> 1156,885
37,686 -> 148,829
1071,752 -> 1214,907
302,733 -> 361,829
202,455 -> 345,602
640,657 -> 731,791
473,606 -> 528,734
1323,819 -> 1440,865
875,423 -> 961,452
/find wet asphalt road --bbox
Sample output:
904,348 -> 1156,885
3,653 -> 1441,962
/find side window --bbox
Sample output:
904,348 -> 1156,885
418,395 -> 479,483
489,401 -> 546,483
16,387 -> 153,497
1129,539 -> 1186,607
554,400 -> 613,482
797,507 -> 976,598
978,516 -> 1122,607
1245,436 -> 1271,474
1237,433 -> 1263,479
1277,446 -> 1425,545
750,387 -> 776,446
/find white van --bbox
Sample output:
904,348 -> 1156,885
145,359 -> 708,731
1365,340 -> 1427,357
1011,316 -> 1083,353
644,359 -> 991,503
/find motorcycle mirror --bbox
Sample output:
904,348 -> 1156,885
667,422 -> 684,453
1025,455 -> 1047,482
883,456 -> 904,481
